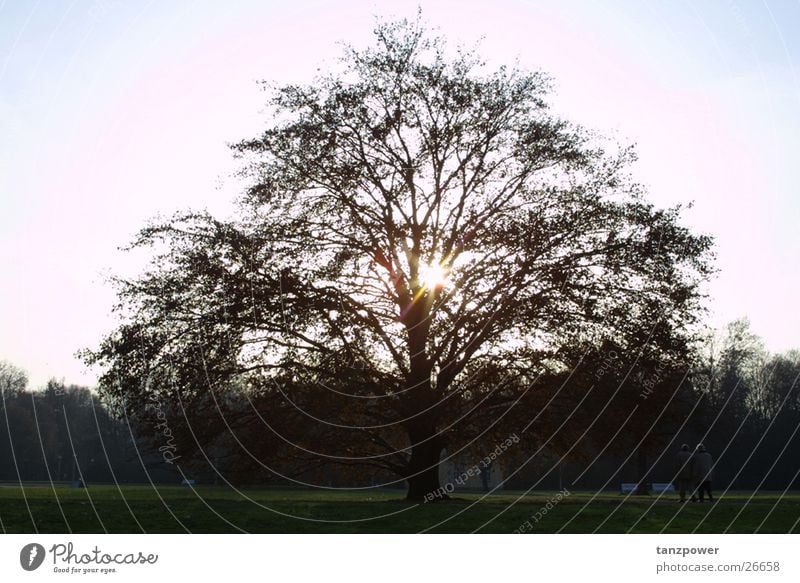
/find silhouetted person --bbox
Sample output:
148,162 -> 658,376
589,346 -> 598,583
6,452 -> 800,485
674,443 -> 693,502
692,443 -> 714,502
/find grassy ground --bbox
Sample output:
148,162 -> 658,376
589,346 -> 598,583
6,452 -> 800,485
0,484 -> 798,533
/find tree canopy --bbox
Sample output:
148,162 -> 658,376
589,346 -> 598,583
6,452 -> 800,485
86,16 -> 714,499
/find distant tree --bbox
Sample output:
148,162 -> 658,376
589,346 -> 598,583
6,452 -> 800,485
690,321 -> 800,489
0,360 -> 28,396
86,17 -> 714,499
756,351 -> 800,489
759,351 -> 800,417
0,361 -> 31,478
694,319 -> 767,429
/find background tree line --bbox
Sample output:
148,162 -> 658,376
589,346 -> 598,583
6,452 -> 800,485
503,318 -> 800,492
2,316 -> 797,490
0,363 -> 178,484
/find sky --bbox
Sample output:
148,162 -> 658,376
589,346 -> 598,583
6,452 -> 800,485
1,0 -> 799,389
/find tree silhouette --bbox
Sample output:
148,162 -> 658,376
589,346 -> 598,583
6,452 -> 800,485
86,16 -> 713,500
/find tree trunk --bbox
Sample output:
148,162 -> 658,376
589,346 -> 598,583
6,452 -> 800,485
401,297 -> 443,501
404,419 -> 445,501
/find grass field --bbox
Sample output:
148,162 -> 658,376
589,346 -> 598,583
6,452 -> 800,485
1,484 -> 798,534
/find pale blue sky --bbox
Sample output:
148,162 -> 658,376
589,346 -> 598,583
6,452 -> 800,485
1,0 -> 799,388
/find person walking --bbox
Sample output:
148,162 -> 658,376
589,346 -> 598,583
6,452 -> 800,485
692,443 -> 714,502
674,444 -> 693,502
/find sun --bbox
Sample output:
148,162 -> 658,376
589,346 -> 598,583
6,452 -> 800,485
419,262 -> 449,289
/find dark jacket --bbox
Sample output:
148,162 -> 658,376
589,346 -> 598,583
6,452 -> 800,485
692,451 -> 713,481
675,450 -> 693,480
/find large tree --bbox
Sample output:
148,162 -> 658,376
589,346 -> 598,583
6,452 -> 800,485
87,17 -> 713,500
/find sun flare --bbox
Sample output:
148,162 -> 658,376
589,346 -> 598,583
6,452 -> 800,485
419,263 -> 449,289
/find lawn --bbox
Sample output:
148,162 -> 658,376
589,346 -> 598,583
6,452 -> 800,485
0,484 -> 798,534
